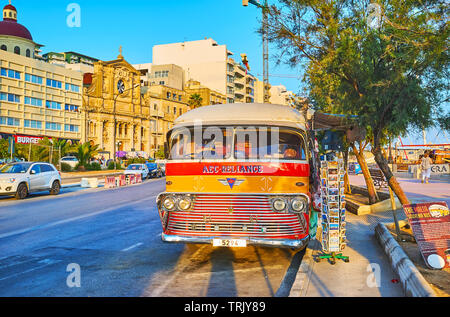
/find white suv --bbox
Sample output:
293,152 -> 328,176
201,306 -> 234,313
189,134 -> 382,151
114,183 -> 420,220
0,162 -> 62,199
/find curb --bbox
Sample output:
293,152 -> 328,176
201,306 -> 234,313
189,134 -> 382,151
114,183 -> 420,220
374,223 -> 436,297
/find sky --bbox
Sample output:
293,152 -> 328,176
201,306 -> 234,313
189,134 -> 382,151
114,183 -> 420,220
14,0 -> 303,90
11,0 -> 449,145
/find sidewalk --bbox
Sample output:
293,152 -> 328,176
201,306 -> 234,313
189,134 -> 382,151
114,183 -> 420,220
291,174 -> 450,297
61,170 -> 122,179
349,175 -> 450,205
293,210 -> 405,297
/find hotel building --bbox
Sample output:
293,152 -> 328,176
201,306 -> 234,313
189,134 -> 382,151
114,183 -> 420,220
0,3 -> 83,145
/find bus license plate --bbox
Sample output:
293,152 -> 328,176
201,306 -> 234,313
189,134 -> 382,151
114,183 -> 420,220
213,239 -> 247,248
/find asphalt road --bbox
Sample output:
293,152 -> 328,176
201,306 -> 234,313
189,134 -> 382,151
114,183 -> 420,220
0,179 -> 303,297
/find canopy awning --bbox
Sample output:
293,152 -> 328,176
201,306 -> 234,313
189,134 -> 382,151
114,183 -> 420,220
311,111 -> 357,131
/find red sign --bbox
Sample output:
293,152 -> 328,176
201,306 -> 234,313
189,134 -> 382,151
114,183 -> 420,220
403,202 -> 450,269
14,135 -> 48,145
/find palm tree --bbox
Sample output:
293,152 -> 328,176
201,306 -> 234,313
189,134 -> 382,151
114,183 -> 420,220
32,138 -> 75,164
188,93 -> 203,109
74,142 -> 99,170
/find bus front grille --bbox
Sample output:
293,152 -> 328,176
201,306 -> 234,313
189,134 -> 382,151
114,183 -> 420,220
165,194 -> 307,239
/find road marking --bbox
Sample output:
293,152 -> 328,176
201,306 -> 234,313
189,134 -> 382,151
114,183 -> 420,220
0,259 -> 61,282
146,245 -> 208,297
121,242 -> 143,252
0,195 -> 157,240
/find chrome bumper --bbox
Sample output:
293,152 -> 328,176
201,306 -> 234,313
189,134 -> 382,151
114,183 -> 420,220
161,233 -> 310,250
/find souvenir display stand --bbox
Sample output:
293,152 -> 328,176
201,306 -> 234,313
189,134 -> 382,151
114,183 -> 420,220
315,158 -> 349,264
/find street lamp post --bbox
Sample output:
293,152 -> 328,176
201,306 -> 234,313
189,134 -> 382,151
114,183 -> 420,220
243,0 -> 270,103
113,83 -> 140,170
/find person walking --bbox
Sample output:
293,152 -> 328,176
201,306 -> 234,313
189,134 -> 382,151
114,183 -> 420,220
420,152 -> 433,184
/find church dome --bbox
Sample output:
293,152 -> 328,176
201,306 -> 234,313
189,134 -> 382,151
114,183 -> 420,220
0,2 -> 33,41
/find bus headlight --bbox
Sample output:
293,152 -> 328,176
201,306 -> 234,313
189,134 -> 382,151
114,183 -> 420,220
163,196 -> 176,210
178,197 -> 192,211
273,199 -> 287,212
291,197 -> 308,213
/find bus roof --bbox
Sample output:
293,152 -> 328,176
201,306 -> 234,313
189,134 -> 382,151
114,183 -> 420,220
172,103 -> 307,130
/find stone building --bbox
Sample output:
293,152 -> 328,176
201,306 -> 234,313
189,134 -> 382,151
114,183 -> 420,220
82,51 -> 152,159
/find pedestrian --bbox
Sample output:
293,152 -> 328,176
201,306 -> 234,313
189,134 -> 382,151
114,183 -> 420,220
420,152 -> 433,184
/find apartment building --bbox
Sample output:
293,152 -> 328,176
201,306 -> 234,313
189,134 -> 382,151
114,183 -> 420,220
134,63 -> 185,91
184,79 -> 226,107
0,49 -> 83,144
141,84 -> 190,157
153,38 -> 257,104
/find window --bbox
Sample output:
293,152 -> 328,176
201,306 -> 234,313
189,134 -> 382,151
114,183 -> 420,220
46,79 -> 62,89
0,45 -> 6,51
14,46 -> 20,55
1,68 -> 21,79
234,127 -> 307,161
65,104 -> 79,112
26,49 -> 31,58
0,116 -> 20,127
0,92 -> 20,103
30,165 -> 41,175
64,124 -> 79,132
39,164 -> 55,173
24,119 -> 42,129
25,96 -> 43,107
65,83 -> 80,93
45,122 -> 61,131
25,73 -> 43,84
178,95 -> 182,102
167,92 -> 171,99
46,100 -> 62,110
159,81 -> 165,85
169,127 -> 233,160
173,107 -> 177,115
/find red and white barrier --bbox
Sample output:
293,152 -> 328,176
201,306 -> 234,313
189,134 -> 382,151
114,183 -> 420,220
105,176 -> 116,189
135,173 -> 142,184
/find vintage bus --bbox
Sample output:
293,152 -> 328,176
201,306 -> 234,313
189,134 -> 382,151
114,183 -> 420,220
157,103 -> 315,250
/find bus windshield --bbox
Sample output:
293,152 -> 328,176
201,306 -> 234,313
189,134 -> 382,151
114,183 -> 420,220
169,126 -> 307,161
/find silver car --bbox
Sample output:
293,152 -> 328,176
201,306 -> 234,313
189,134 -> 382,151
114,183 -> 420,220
0,162 -> 62,199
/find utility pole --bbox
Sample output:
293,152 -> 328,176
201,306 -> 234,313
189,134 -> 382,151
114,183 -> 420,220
113,83 -> 140,170
243,0 -> 270,103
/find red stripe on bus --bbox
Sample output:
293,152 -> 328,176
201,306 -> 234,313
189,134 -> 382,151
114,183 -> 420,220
166,162 -> 310,177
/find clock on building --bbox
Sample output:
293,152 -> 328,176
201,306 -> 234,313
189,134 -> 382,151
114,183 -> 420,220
117,79 -> 125,94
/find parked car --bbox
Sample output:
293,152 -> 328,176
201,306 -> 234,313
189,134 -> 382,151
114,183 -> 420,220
124,164 -> 149,180
0,162 -> 62,199
60,156 -> 79,169
156,160 -> 166,176
145,162 -> 163,178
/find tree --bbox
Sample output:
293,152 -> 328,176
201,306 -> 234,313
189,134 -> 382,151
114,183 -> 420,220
0,139 -> 9,159
265,0 -> 449,205
74,142 -> 99,170
188,93 -> 203,109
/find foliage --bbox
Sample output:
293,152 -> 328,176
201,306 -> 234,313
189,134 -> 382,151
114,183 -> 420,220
60,162 -> 73,172
107,161 -> 123,170
265,0 -> 449,204
188,93 -> 203,109
155,149 -> 166,160
74,142 -> 99,168
126,157 -> 147,166
86,162 -> 102,171
266,0 -> 448,141
0,139 -> 9,159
